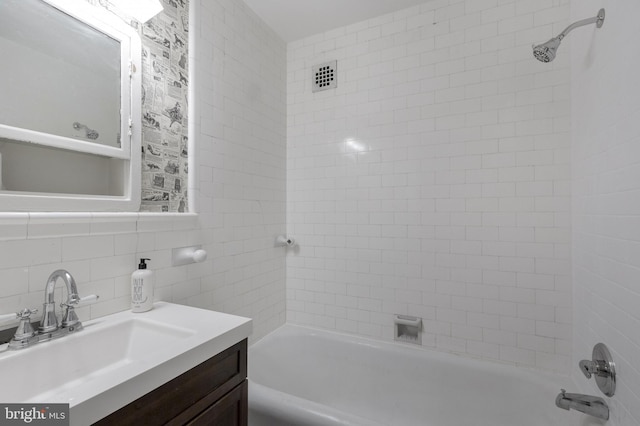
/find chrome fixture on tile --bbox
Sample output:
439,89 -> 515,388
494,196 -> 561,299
533,8 -> 605,62
555,389 -> 609,420
0,270 -> 98,350
555,343 -> 616,420
274,235 -> 296,247
579,343 -> 616,397
172,245 -> 208,266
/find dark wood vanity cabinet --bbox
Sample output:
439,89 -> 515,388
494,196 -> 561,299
94,339 -> 248,426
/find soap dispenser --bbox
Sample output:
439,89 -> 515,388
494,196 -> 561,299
131,258 -> 154,313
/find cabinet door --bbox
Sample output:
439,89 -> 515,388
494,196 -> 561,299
187,381 -> 247,426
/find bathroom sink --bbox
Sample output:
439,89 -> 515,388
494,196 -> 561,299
0,302 -> 252,426
0,317 -> 194,401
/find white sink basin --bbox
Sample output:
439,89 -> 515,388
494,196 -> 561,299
1,317 -> 195,401
0,302 -> 252,425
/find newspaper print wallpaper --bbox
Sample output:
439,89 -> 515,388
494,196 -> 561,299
87,0 -> 189,212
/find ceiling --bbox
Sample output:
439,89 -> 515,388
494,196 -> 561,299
242,0 -> 429,42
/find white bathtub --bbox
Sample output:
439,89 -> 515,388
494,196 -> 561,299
248,325 -> 575,426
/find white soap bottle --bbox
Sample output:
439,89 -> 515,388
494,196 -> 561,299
131,258 -> 154,313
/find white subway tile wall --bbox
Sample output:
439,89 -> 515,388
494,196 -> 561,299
194,0 -> 287,341
287,0 -> 572,371
0,0 -> 287,344
572,1 -> 640,425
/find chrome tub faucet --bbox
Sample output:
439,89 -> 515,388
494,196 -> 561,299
555,343 -> 616,421
555,389 -> 609,420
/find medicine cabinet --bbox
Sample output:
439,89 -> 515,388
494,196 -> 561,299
0,0 -> 142,211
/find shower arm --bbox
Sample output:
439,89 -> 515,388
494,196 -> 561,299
557,9 -> 605,40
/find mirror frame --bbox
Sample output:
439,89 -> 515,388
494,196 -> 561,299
0,0 -> 142,211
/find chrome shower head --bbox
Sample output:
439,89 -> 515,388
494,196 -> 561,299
533,37 -> 562,63
532,8 -> 605,63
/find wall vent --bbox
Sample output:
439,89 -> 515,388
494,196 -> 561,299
312,60 -> 337,92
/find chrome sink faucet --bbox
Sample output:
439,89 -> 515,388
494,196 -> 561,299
40,269 -> 82,333
0,270 -> 98,350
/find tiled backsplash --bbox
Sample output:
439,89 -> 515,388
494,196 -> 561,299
0,214 -> 202,324
287,0 -> 572,371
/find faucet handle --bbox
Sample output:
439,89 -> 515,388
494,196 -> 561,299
16,308 -> 38,319
60,294 -> 98,329
580,360 -> 599,379
78,294 -> 99,305
579,343 -> 616,397
13,308 -> 38,340
63,294 -> 99,307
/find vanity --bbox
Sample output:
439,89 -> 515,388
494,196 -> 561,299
0,302 -> 252,426
95,339 -> 248,425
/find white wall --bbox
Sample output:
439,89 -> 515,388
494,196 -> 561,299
0,0 -> 287,344
571,0 -> 640,424
287,0 -> 573,371
195,0 -> 288,340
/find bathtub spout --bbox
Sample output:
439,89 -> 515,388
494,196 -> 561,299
555,389 -> 609,420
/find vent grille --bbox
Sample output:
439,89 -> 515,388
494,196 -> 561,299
312,61 -> 337,92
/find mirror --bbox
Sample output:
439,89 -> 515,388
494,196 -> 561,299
0,0 -> 142,211
0,0 -> 122,148
0,0 -> 137,160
